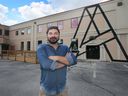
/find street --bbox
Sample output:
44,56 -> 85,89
0,60 -> 128,96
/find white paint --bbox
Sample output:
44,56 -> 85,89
123,65 -> 128,69
91,62 -> 97,78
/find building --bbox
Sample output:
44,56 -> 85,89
0,24 -> 10,54
1,0 -> 128,61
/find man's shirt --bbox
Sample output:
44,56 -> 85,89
37,43 -> 77,95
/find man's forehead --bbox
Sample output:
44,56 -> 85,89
48,29 -> 59,33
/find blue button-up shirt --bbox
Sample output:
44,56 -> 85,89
37,43 -> 77,95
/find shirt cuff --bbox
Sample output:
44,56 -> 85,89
66,53 -> 74,65
50,60 -> 57,70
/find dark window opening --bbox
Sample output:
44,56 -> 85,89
4,30 -> 9,36
0,29 -> 2,35
38,40 -> 42,45
86,45 -> 100,59
16,31 -> 18,36
2,44 -> 9,50
27,41 -> 31,50
21,42 -> 24,50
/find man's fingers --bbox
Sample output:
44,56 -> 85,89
48,56 -> 54,60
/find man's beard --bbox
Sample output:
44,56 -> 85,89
48,37 -> 59,44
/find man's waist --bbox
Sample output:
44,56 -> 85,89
40,84 -> 66,95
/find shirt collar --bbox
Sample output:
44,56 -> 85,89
46,43 -> 61,49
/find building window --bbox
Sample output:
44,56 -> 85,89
27,28 -> 31,34
57,21 -> 63,30
47,23 -> 52,28
21,42 -> 24,50
16,31 -> 19,36
38,40 -> 42,45
27,41 -> 31,50
2,44 -> 9,50
21,29 -> 25,35
71,17 -> 78,28
38,25 -> 43,32
4,30 -> 9,36
0,29 -> 2,35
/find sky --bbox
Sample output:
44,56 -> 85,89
0,0 -> 109,26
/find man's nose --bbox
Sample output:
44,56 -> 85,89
50,34 -> 55,37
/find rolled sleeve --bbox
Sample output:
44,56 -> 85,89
66,53 -> 74,65
65,46 -> 77,66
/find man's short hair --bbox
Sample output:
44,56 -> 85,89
46,26 -> 60,34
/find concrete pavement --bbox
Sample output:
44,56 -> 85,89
0,60 -> 128,96
0,60 -> 40,96
68,61 -> 128,96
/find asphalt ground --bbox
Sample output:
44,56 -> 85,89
0,60 -> 128,96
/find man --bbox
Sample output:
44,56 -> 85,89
37,26 -> 77,96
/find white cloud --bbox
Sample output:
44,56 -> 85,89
2,19 -> 18,26
0,2 -> 65,25
18,2 -> 65,21
0,4 -> 18,25
47,0 -> 106,10
0,4 -> 8,21
0,4 -> 8,13
17,0 -> 108,22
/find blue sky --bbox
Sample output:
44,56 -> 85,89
0,0 -> 49,8
0,0 -> 108,26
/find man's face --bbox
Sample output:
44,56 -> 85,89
47,29 -> 60,44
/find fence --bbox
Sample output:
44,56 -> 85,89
0,50 -> 38,64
